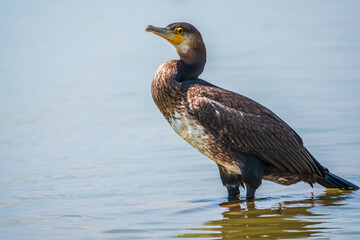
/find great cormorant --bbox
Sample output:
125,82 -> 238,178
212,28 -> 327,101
146,22 -> 359,200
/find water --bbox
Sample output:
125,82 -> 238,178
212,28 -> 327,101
1,0 -> 360,239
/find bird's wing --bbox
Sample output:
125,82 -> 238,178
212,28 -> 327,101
185,83 -> 324,176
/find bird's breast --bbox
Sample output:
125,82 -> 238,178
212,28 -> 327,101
169,109 -> 241,175
170,109 -> 211,152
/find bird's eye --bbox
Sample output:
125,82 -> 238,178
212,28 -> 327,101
175,27 -> 184,35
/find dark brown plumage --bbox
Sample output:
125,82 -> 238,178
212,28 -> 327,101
146,22 -> 359,200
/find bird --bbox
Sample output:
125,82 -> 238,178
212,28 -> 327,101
146,22 -> 359,201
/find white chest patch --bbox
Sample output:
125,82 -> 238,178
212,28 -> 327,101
169,110 -> 241,175
170,110 -> 210,151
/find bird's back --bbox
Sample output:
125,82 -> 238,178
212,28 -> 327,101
180,79 -> 326,178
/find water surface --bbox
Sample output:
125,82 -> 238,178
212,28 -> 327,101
1,1 -> 360,239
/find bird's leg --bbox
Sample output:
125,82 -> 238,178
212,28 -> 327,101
235,152 -> 266,201
226,185 -> 240,200
217,164 -> 243,200
245,184 -> 256,201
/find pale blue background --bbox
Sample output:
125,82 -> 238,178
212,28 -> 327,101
1,1 -> 360,239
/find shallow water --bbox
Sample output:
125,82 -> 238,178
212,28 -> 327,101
1,0 -> 360,239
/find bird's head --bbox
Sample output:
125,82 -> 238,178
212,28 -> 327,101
146,22 -> 206,73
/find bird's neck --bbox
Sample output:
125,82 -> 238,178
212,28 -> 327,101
178,57 -> 206,81
177,44 -> 206,80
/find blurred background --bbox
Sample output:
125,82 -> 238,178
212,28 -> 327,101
1,0 -> 360,239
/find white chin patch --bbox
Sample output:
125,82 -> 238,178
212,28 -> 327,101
175,40 -> 190,55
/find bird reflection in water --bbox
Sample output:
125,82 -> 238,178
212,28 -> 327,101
175,191 -> 352,239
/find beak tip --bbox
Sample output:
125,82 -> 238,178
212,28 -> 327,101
145,25 -> 153,32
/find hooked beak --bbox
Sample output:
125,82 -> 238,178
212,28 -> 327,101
146,25 -> 184,45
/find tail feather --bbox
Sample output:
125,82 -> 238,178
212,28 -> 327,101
317,172 -> 359,190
